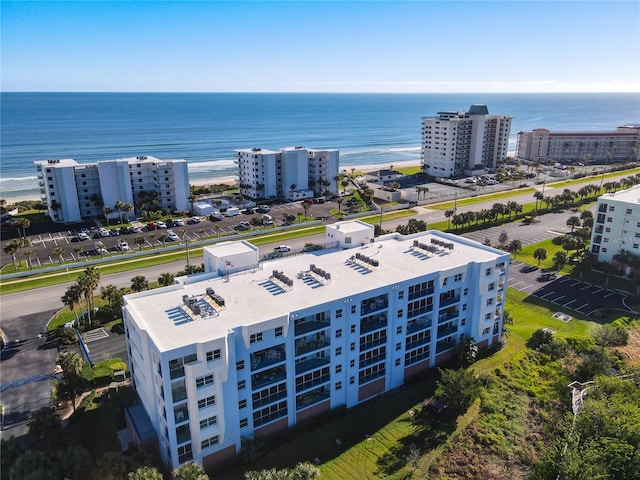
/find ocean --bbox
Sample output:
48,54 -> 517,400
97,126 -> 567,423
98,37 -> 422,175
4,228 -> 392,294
1,92 -> 639,201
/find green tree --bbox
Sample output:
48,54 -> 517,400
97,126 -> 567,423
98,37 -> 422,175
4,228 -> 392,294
3,241 -> 19,269
130,275 -> 149,292
52,246 -> 65,264
77,266 -> 101,329
59,446 -> 93,480
1,438 -> 25,479
128,466 -> 163,480
100,284 -> 125,319
301,201 -> 311,220
28,407 -> 62,452
553,250 -> 568,270
566,215 -> 581,232
508,239 -> 523,259
158,272 -> 175,287
14,217 -> 30,238
593,324 -> 629,347
434,368 -> 482,412
134,234 -> 146,251
57,351 -> 84,412
533,247 -> 548,266
61,284 -> 82,324
498,230 -> 508,247
173,462 -> 209,480
9,450 -> 61,480
455,336 -> 478,368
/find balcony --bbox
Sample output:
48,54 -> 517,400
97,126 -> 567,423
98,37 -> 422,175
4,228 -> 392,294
438,310 -> 459,324
360,335 -> 387,352
360,315 -> 387,335
407,317 -> 432,334
361,296 -> 388,316
296,389 -> 330,410
294,320 -> 330,337
436,340 -> 457,354
171,387 -> 187,403
295,356 -> 330,375
439,295 -> 460,308
252,366 -> 286,390
295,336 -> 330,357
174,405 -> 189,424
176,424 -> 191,444
169,366 -> 185,380
251,347 -> 286,371
437,325 -> 457,340
295,371 -> 330,393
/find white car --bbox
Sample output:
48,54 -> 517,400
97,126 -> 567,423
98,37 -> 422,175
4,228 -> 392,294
173,219 -> 185,226
188,216 -> 201,224
118,241 -> 131,251
76,232 -> 89,241
274,245 -> 291,253
95,247 -> 108,255
129,226 -> 142,234
156,221 -> 167,229
98,228 -> 110,237
167,232 -> 180,242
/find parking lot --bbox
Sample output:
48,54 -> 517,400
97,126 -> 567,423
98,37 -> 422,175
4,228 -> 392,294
508,260 -> 634,316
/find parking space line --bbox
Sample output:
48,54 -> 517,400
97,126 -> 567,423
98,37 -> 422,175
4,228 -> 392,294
558,278 -> 572,284
510,281 -> 524,288
604,292 -> 617,298
541,292 -> 555,299
565,299 -> 577,306
580,285 -> 592,290
592,288 -> 603,294
553,295 -> 566,302
569,281 -> 581,287
520,284 -> 536,290
575,303 -> 589,311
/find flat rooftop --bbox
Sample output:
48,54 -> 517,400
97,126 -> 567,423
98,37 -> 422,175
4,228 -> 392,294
125,231 -> 506,352
601,184 -> 640,204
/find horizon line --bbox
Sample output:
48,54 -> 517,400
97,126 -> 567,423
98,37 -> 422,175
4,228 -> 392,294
3,90 -> 640,95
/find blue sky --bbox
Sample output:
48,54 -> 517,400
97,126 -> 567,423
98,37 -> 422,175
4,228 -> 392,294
2,1 -> 639,93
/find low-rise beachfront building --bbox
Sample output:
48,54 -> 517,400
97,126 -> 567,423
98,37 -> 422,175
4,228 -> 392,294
590,184 -> 640,266
122,221 -> 509,470
516,125 -> 640,165
421,105 -> 512,178
35,156 -> 190,223
237,146 -> 339,201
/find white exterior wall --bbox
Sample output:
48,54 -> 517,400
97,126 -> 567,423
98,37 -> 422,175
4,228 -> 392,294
281,147 -> 311,200
590,185 -> 640,264
123,224 -> 509,470
98,159 -> 135,220
237,149 -> 280,200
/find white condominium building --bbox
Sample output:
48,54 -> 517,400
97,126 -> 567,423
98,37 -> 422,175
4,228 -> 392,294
237,146 -> 339,201
123,221 -> 510,470
35,156 -> 190,223
516,125 -> 640,165
590,184 -> 640,265
421,105 -> 512,178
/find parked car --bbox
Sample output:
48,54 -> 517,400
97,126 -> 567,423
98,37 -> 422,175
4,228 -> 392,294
129,226 -> 142,234
167,230 -> 180,242
209,213 -> 223,221
117,241 -> 131,251
156,221 -> 167,229
274,245 -> 291,253
261,214 -> 274,225
110,228 -> 121,236
98,228 -> 110,237
173,219 -> 185,226
146,222 -> 157,230
76,232 -> 89,241
234,221 -> 251,231
257,205 -> 270,213
188,216 -> 201,224
95,247 -> 108,255
243,207 -> 255,215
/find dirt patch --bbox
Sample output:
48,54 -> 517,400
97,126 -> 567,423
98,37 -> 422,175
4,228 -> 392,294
614,328 -> 640,365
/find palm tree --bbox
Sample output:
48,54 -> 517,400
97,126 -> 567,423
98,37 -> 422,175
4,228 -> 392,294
56,351 -> 84,412
123,202 -> 134,221
553,250 -> 568,271
23,249 -> 35,269
444,209 -> 455,229
114,200 -> 124,224
566,215 -> 581,232
214,224 -> 222,237
533,247 -> 547,266
61,284 -> 83,324
173,462 -> 209,480
302,201 -> 311,220
77,266 -> 101,328
28,407 -> 61,452
336,196 -> 345,214
134,234 -> 145,251
158,272 -> 175,287
128,466 -> 163,480
14,217 -> 30,238
148,232 -> 155,248
508,239 -> 523,259
103,205 -> 112,225
130,275 -> 149,292
3,241 -> 19,269
52,246 -> 65,264
73,245 -> 84,259
158,232 -> 168,247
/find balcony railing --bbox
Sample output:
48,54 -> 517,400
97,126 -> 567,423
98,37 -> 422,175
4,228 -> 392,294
296,390 -> 331,410
251,349 -> 286,371
171,388 -> 187,403
438,311 -> 458,323
174,406 -> 189,424
295,338 -> 330,357
436,340 -> 457,354
360,315 -> 387,335
295,357 -> 330,376
407,317 -> 432,334
252,367 -> 286,390
439,295 -> 461,308
294,321 -> 330,337
437,326 -> 457,339
361,299 -> 388,316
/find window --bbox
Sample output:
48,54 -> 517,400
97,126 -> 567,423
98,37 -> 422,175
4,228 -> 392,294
184,353 -> 197,364
397,309 -> 404,318
201,435 -> 219,449
350,342 -> 355,351
395,342 -> 401,351
239,399 -> 247,409
607,217 -> 613,223
350,324 -> 356,333
178,444 -> 193,463
336,347 -> 342,356
198,395 -> 215,409
236,360 -> 245,371
351,305 -> 356,314
199,416 -> 217,429
238,380 -> 246,390
398,291 -> 404,299
482,327 -> 491,335
461,318 -> 466,326
486,268 -> 492,276
395,358 -> 401,366
627,209 -> 633,215
397,326 -> 402,334
462,304 -> 467,311
609,206 -> 615,211
336,328 -> 342,338
454,273 -> 463,282
464,288 -> 469,296
206,349 -> 221,362
488,283 -> 495,291
336,381 -> 342,390
240,418 -> 248,428
335,364 -> 342,374
443,278 -> 448,286
275,326 -> 283,337
336,309 -> 343,318
196,375 -> 214,388
485,313 -> 492,320
486,298 -> 494,306
350,359 -> 355,368
350,376 -> 355,385
250,332 -> 263,344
